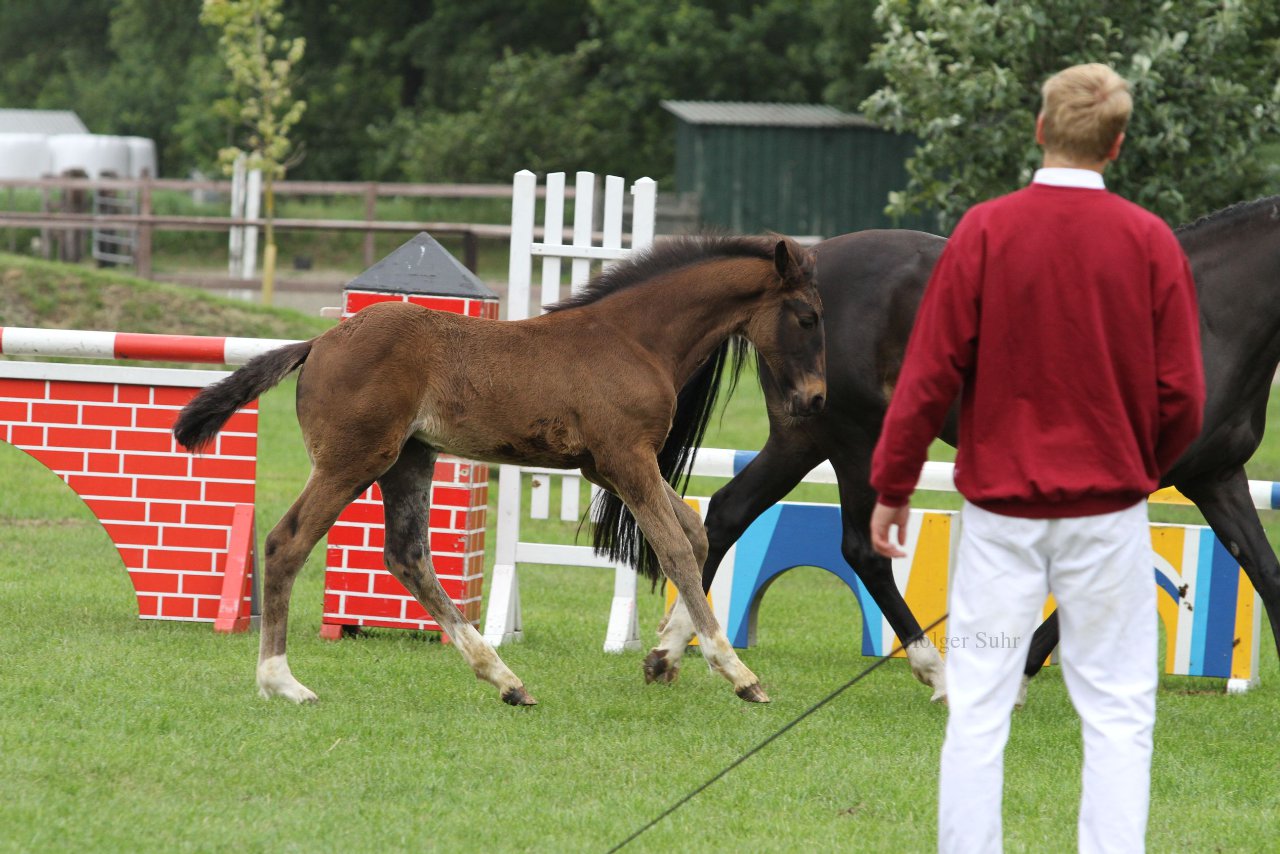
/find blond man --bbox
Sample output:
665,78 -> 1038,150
870,64 -> 1204,852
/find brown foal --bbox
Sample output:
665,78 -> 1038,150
174,235 -> 826,706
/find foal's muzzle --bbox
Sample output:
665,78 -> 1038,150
786,387 -> 827,417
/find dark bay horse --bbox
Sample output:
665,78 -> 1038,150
174,235 -> 825,706
614,197 -> 1280,701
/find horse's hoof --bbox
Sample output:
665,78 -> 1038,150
502,686 -> 537,706
643,648 -> 679,684
930,688 -> 947,704
735,682 -> 771,703
1013,675 -> 1030,711
259,684 -> 318,704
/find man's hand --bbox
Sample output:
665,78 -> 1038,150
870,500 -> 911,559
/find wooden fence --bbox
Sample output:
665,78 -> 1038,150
0,176 -> 570,279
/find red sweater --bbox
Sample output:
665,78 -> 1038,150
870,181 -> 1205,518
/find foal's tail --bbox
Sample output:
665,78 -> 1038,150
591,338 -> 751,583
173,340 -> 314,452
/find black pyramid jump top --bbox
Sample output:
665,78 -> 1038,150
344,232 -> 497,299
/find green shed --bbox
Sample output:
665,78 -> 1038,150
660,100 -> 932,238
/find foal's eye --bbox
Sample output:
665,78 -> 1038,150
798,315 -> 817,329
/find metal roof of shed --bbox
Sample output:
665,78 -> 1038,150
660,100 -> 877,128
345,231 -> 496,298
0,109 -> 88,134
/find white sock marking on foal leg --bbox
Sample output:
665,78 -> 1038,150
257,654 -> 318,703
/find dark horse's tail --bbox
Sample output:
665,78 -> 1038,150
173,340 -> 314,452
590,339 -> 751,582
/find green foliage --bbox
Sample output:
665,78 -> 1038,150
381,0 -> 834,182
0,1 -> 891,183
815,0 -> 886,110
862,0 -> 1280,231
200,0 -> 306,179
279,0 -> 591,179
96,1 -> 224,176
0,0 -> 115,108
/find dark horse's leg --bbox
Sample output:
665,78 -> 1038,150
663,430 -> 946,700
1019,465 -> 1280,702
830,447 -> 946,701
651,433 -> 825,678
1022,612 -> 1060,681
1178,466 -> 1280,659
377,440 -> 533,706
701,433 -> 827,591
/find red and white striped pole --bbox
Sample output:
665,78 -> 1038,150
0,327 -> 299,365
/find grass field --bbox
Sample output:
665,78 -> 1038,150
1,262 -> 1279,851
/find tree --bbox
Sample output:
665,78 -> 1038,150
201,0 -> 306,305
98,0 -> 223,175
0,1 -> 114,110
862,0 -> 1280,231
814,0 -> 885,111
396,0 -> 833,183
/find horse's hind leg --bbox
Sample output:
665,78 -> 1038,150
1017,612 -> 1060,709
1179,466 -> 1280,663
258,466 -> 379,702
378,440 -> 534,706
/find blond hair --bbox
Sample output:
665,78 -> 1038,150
1039,64 -> 1132,162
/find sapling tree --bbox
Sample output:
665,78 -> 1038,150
201,0 -> 305,305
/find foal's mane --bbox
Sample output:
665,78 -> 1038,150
544,234 -> 778,313
1176,195 -> 1280,235
578,234 -> 785,582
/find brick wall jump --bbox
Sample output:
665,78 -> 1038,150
0,362 -> 256,622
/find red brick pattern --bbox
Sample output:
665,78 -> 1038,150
0,374 -> 257,623
322,289 -> 498,633
342,290 -> 501,320
321,456 -> 488,632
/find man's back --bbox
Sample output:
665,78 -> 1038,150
950,182 -> 1199,516
870,181 -> 1202,519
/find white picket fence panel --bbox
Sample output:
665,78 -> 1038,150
484,170 -> 657,651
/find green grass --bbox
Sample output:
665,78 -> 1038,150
2,266 -> 1280,851
0,252 -> 333,341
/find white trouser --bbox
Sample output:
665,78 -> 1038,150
938,501 -> 1156,854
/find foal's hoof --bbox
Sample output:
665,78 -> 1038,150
501,686 -> 537,707
735,682 -> 771,703
643,648 -> 680,684
259,684 -> 319,704
257,678 -> 319,704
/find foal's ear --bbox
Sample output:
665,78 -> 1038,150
773,239 -> 793,279
773,238 -> 809,287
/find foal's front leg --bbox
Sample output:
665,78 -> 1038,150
378,441 -> 534,706
608,459 -> 769,702
654,436 -> 827,684
643,486 -> 706,685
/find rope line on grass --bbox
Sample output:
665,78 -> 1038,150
607,611 -> 950,852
